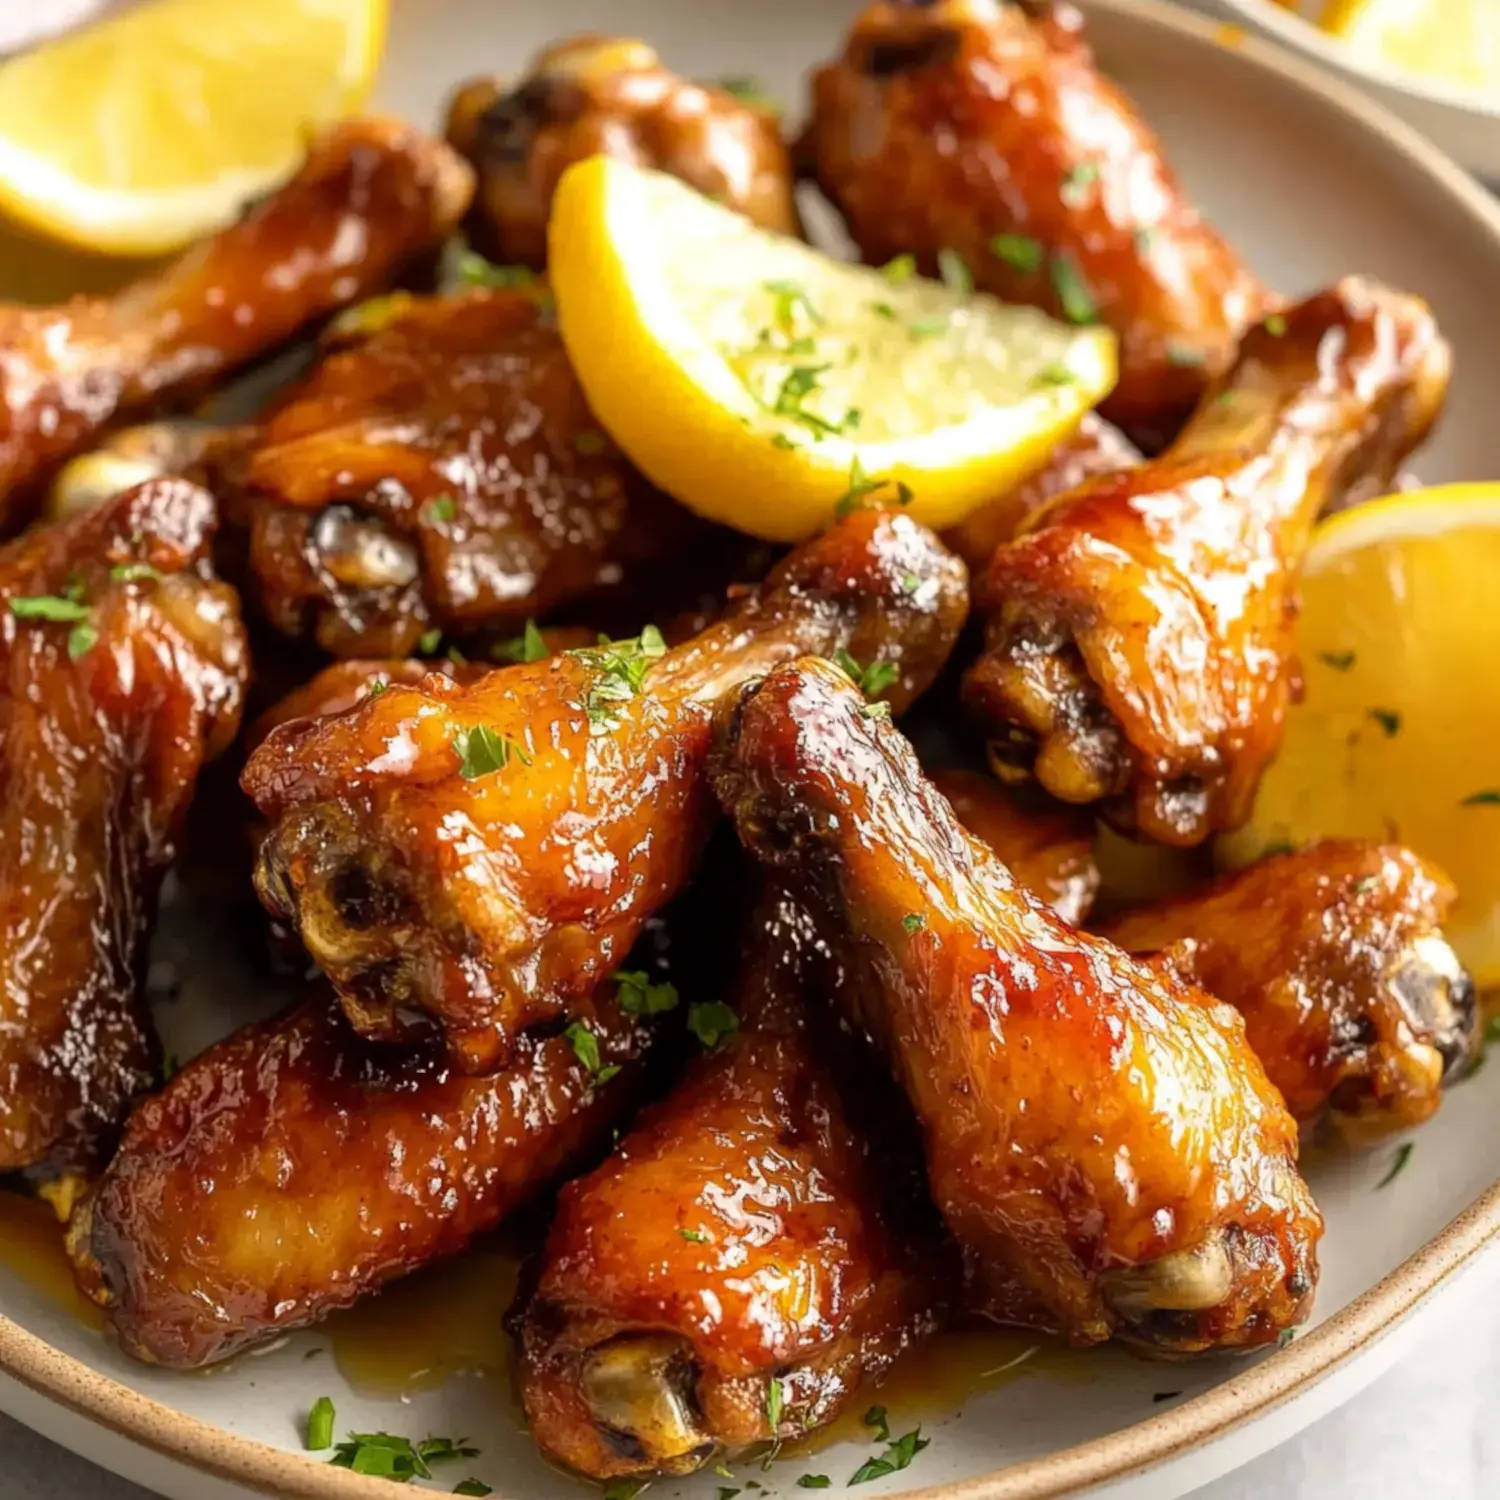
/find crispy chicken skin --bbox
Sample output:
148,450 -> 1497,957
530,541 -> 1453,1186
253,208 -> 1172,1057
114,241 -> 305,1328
0,480 -> 247,1195
233,287 -> 715,657
445,36 -> 798,266
1100,843 -> 1476,1143
930,768 -> 1098,926
518,892 -> 947,1478
244,510 -> 968,1072
0,119 -> 473,528
714,658 -> 1320,1353
964,279 -> 1450,847
67,985 -> 656,1369
800,0 -> 1271,443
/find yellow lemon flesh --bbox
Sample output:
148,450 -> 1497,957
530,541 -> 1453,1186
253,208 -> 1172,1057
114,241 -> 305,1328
548,155 -> 1117,544
0,0 -> 387,256
1321,0 -> 1500,100
1219,483 -> 1500,988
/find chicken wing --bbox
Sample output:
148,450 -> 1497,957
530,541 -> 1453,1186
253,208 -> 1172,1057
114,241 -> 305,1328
0,120 -> 473,528
800,0 -> 1271,444
244,509 -> 968,1072
964,279 -> 1449,846
517,889 -> 947,1478
1100,843 -> 1476,1142
714,657 -> 1320,1353
445,36 -> 799,266
67,983 -> 657,1369
0,479 -> 247,1199
230,286 -> 719,656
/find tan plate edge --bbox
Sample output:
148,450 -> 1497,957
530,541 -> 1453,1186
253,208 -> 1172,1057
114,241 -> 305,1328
5,0 -> 1500,1495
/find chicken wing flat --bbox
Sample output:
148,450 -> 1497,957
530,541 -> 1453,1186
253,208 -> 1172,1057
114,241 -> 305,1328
67,983 -> 657,1369
244,510 -> 968,1072
0,119 -> 473,528
445,36 -> 799,266
964,278 -> 1450,847
0,479 -> 247,1196
800,0 -> 1270,444
518,890 -> 946,1478
1100,843 -> 1476,1142
714,657 -> 1320,1353
231,286 -> 714,656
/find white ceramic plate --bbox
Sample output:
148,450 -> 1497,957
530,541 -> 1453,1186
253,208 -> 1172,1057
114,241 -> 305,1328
4,2 -> 1500,1498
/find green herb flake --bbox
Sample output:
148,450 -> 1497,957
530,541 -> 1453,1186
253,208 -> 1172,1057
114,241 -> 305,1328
110,562 -> 162,584
1277,1327 -> 1299,1349
1367,708 -> 1402,738
1352,875 -> 1380,895
418,628 -> 443,655
452,725 -> 530,780
716,74 -> 779,111
714,1464 -> 736,1480
1059,160 -> 1100,207
1461,790 -> 1500,806
766,1375 -> 785,1434
765,278 -> 823,334
858,699 -> 893,721
568,626 -> 668,731
719,1489 -> 743,1500
798,1478 -> 832,1489
1134,226 -> 1158,254
880,253 -> 917,285
493,618 -> 549,664
834,647 -> 898,702
1376,1140 -> 1414,1189
421,494 -> 458,525
770,432 -> 798,451
900,572 -> 923,595
863,1407 -> 890,1442
455,1483 -> 494,1497
1318,650 -> 1356,671
1049,254 -> 1097,325
365,679 -> 389,699
1034,362 -> 1075,386
448,244 -> 537,292
937,247 -> 973,296
447,644 -> 469,667
1165,343 -> 1206,368
680,1227 -> 709,1243
834,456 -> 914,518
8,594 -> 89,622
614,969 -> 680,1016
602,1481 -> 644,1500
902,913 -> 926,934
870,300 -> 897,320
66,622 -> 98,661
328,1431 -> 478,1480
990,233 -> 1045,273
564,1020 -> 620,1083
1265,313 -> 1289,338
305,1397 -> 336,1452
908,316 -> 950,340
689,1000 -> 740,1049
849,1427 -> 930,1486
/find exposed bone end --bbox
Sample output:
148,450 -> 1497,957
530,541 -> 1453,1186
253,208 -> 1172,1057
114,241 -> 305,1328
310,505 -> 421,592
581,1336 -> 714,1475
1099,1233 -> 1245,1354
46,422 -> 217,521
1390,934 -> 1478,1085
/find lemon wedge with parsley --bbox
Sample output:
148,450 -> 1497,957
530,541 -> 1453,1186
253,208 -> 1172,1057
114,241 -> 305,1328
1219,483 -> 1500,988
1321,0 -> 1499,100
0,0 -> 387,256
548,155 -> 1116,543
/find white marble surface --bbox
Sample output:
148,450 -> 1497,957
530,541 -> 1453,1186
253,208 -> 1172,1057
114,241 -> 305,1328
5,1277 -> 1500,1500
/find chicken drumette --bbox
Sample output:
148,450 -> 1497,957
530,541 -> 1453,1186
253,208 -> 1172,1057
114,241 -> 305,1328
0,480 -> 247,1204
445,36 -> 799,266
0,119 -> 472,528
715,657 -> 1321,1353
964,278 -> 1449,846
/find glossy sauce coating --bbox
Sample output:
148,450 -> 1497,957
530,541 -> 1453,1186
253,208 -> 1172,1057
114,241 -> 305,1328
519,892 -> 947,1477
67,986 -> 656,1369
715,657 -> 1320,1353
0,118 -> 473,528
235,287 -> 716,657
800,0 -> 1270,444
0,479 -> 247,1191
1101,842 -> 1477,1141
445,35 -> 799,266
243,510 -> 969,1072
964,278 -> 1450,846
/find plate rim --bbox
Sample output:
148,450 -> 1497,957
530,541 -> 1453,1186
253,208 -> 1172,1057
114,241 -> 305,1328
5,0 -> 1500,1494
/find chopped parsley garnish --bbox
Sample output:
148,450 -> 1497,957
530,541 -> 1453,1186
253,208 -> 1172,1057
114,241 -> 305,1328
1367,708 -> 1402,738
881,253 -> 917,285
759,363 -> 857,439
1049,254 -> 1097,325
1059,160 -> 1100,207
1352,875 -> 1380,895
1462,790 -> 1500,806
1134,226 -> 1158,254
452,725 -> 530,779
900,572 -> 923,595
849,1427 -> 929,1485
835,647 -> 898,701
492,619 -> 549,664
858,700 -> 893,722
1265,313 -> 1288,338
110,562 -> 162,583
937,247 -> 972,295
990,233 -> 1044,273
680,1227 -> 709,1243
67,622 -> 97,660
1165,343 -> 1206,367
908,317 -> 950,340
688,1000 -> 740,1049
1034,362 -> 1075,386
766,1375 -> 785,1433
1318,650 -> 1356,671
1377,1141 -> 1414,1188
833,456 -> 913,518
770,432 -> 799,451
902,913 -> 926,934
455,1483 -> 494,1497
418,628 -> 443,655
603,1480 -> 645,1500
446,243 -> 538,291
365,678 -> 389,699
568,626 -> 667,730
719,1490 -> 743,1500
716,74 -> 779,111
798,1478 -> 832,1489
766,279 -> 822,333
573,429 -> 609,456
447,644 -> 469,667
863,1407 -> 890,1442
327,1431 -> 479,1480
421,494 -> 457,525
614,969 -> 680,1016
564,1020 -> 621,1084
870,300 -> 897,320
1277,1327 -> 1299,1349
9,594 -> 89,622
714,1464 -> 736,1480
306,1397 -> 336,1451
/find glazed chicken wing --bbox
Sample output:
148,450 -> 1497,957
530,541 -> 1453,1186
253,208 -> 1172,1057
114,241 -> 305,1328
244,510 -> 968,1072
518,890 -> 947,1478
0,479 -> 247,1198
0,119 -> 473,528
1100,842 -> 1476,1142
231,286 -> 717,656
67,983 -> 657,1369
714,657 -> 1320,1353
964,278 -> 1449,846
445,36 -> 799,266
800,0 -> 1271,443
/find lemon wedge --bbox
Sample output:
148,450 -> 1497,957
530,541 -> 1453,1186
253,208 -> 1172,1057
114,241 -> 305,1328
1321,0 -> 1500,99
548,155 -> 1116,543
0,0 -> 387,256
1219,483 -> 1500,988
